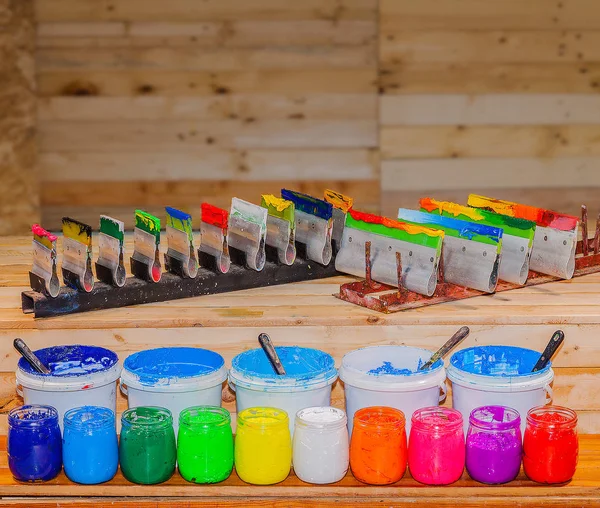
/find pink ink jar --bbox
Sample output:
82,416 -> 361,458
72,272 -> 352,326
408,407 -> 465,485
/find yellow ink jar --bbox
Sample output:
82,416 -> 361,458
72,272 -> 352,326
234,407 -> 291,485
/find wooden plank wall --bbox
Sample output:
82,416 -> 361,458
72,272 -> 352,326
379,0 -> 600,217
35,0 -> 379,228
0,0 -> 39,235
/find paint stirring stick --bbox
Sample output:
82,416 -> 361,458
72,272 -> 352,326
420,326 -> 470,370
532,330 -> 565,372
13,338 -> 50,374
258,333 -> 286,375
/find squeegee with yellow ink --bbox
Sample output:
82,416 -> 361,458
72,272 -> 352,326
61,217 -> 94,292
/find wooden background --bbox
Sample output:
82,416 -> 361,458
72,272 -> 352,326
3,0 -> 600,232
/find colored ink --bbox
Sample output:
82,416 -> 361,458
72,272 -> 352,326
347,209 -> 443,248
132,210 -> 162,282
201,203 -> 228,230
367,359 -> 424,375
293,407 -> 349,484
467,194 -> 579,232
408,407 -> 465,485
450,346 -> 550,377
324,189 -> 353,213
119,407 -> 176,485
135,210 -> 161,242
166,206 -> 194,241
234,407 -> 292,485
281,189 -> 333,220
177,406 -> 233,484
62,217 -> 92,247
99,215 -> 124,243
350,406 -> 407,485
31,224 -> 57,249
466,406 -> 522,484
397,208 -> 503,249
7,405 -> 62,482
63,406 -> 118,484
17,345 -> 118,377
261,195 -> 295,224
523,406 -> 578,483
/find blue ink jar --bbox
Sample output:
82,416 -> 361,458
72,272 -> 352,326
7,405 -> 62,482
63,406 -> 118,484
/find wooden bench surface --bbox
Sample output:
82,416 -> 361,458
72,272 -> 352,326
0,235 -> 600,506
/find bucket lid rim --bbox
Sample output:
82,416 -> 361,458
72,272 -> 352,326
447,363 -> 554,386
121,363 -> 228,389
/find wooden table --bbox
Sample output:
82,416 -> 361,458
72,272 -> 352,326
0,235 -> 600,506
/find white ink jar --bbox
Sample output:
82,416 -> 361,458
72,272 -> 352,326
292,406 -> 349,484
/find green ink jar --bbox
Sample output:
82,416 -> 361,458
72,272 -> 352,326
119,406 -> 176,485
177,406 -> 234,483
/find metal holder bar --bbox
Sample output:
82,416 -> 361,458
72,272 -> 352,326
22,256 -> 340,318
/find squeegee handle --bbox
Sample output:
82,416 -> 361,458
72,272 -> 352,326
420,326 -> 470,370
532,330 -> 565,372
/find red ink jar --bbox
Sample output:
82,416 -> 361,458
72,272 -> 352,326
523,405 -> 578,484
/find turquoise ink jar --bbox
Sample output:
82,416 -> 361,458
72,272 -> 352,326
63,406 -> 118,484
8,405 -> 62,482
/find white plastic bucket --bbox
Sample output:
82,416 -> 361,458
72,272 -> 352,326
229,346 -> 338,435
120,347 -> 228,435
339,346 -> 446,435
16,345 -> 120,431
447,346 -> 554,434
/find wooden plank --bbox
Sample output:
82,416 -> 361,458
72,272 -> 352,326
379,63 -> 600,94
35,0 -> 377,22
380,125 -> 600,159
380,95 -> 600,126
38,95 -> 377,121
37,45 -> 376,72
380,187 -> 599,219
37,69 -> 378,96
38,149 -> 378,182
381,158 -> 600,190
38,120 -> 378,151
39,177 -> 379,210
381,31 -> 600,64
37,20 -> 376,48
380,0 -> 600,31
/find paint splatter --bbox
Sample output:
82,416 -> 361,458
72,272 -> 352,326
32,224 -> 57,249
367,359 -> 424,375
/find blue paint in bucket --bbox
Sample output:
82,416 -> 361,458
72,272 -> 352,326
17,345 -> 118,377
231,346 -> 336,386
450,346 -> 550,378
122,347 -> 225,386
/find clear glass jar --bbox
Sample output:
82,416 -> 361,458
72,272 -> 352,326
119,406 -> 176,485
234,407 -> 291,485
63,406 -> 118,484
350,406 -> 407,485
177,406 -> 233,484
293,406 -> 348,484
408,406 -> 465,485
466,405 -> 521,484
523,405 -> 578,483
7,405 -> 62,482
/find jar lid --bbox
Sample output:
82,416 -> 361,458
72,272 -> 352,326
469,405 -> 521,430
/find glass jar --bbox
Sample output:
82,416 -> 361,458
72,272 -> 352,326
466,405 -> 522,484
234,407 -> 291,485
408,406 -> 465,485
293,406 -> 349,484
119,406 -> 176,484
7,405 -> 62,482
523,405 -> 578,483
350,406 -> 407,485
63,406 -> 118,484
177,406 -> 233,484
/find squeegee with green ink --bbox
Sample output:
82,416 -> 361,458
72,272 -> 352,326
397,208 -> 503,294
96,215 -> 127,287
131,210 -> 162,283
335,209 -> 444,296
420,198 -> 536,285
468,194 -> 579,280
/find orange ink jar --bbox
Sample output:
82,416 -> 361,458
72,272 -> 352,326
349,406 -> 407,485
